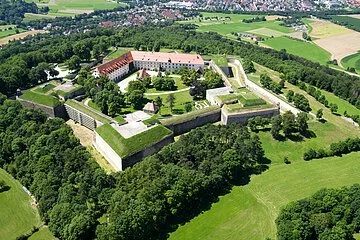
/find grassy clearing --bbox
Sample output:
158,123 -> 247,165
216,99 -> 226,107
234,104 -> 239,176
33,84 -> 56,94
321,89 -> 360,116
20,90 -> 60,107
180,12 -> 293,39
170,152 -> 360,240
28,227 -> 54,240
0,169 -> 42,239
247,27 -> 286,37
341,52 -> 360,73
96,124 -> 172,158
262,36 -> 331,65
106,47 -> 133,59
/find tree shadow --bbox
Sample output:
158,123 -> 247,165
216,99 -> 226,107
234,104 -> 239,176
287,134 -> 304,142
301,130 -> 316,139
319,119 -> 327,124
332,112 -> 341,116
0,186 -> 11,193
172,109 -> 184,115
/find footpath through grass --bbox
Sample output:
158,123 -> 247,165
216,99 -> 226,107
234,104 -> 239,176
170,152 -> 360,240
0,169 -> 42,239
263,36 -> 331,65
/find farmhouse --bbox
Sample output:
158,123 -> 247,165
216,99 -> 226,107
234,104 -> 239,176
95,51 -> 205,81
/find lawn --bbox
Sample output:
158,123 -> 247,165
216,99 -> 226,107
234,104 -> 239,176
341,52 -> 360,74
33,83 -> 56,94
146,90 -> 193,116
170,152 -> 360,240
202,54 -> 228,66
106,47 -> 133,60
180,12 -> 293,40
95,124 -> 172,158
145,76 -> 188,94
0,169 -> 42,239
262,36 -> 331,65
0,27 -> 26,39
20,90 -> 60,107
160,105 -> 219,125
28,227 -> 55,240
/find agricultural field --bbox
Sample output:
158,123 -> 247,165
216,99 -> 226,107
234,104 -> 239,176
25,0 -> 127,18
262,36 -> 331,65
0,30 -> 47,46
0,169 -> 42,239
180,12 -> 294,39
303,18 -> 360,63
170,152 -> 360,240
0,26 -> 26,39
341,52 -> 360,73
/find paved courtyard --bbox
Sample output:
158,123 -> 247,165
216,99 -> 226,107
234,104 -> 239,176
111,111 -> 153,139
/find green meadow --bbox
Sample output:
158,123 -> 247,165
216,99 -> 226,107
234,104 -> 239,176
263,36 -> 331,65
341,52 -> 360,74
180,12 -> 293,39
0,169 -> 42,239
170,152 -> 360,240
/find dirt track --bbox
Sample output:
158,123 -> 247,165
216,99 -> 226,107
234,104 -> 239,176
0,30 -> 47,46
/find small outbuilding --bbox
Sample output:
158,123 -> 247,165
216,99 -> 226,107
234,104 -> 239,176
143,101 -> 159,114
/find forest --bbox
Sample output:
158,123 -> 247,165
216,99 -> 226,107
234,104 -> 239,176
0,0 -> 39,25
0,97 -> 267,239
276,184 -> 360,240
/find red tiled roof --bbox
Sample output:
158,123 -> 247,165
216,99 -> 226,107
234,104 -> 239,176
131,51 -> 204,65
97,51 -> 133,75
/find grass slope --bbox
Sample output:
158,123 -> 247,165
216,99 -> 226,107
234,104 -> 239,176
95,124 -> 172,158
20,90 -> 60,107
28,227 -> 55,240
341,52 -> 360,73
170,152 -> 360,240
263,36 -> 331,65
0,169 -> 42,239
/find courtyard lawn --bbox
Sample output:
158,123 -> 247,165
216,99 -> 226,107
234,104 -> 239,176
170,152 -> 360,240
0,169 -> 42,239
146,90 -> 193,116
145,76 -> 188,94
262,36 -> 331,65
95,124 -> 172,158
341,52 -> 360,74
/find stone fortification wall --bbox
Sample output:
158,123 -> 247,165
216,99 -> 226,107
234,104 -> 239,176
209,60 -> 232,88
93,132 -> 174,171
93,132 -> 123,171
162,108 -> 221,136
64,104 -> 103,130
222,106 -> 280,125
17,97 -> 67,118
121,133 -> 174,169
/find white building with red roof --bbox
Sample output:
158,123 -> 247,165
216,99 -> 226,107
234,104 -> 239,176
95,51 -> 204,81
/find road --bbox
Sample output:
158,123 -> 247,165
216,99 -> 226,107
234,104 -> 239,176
230,58 -> 301,115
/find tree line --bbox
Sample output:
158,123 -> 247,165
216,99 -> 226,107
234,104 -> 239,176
0,0 -> 40,25
277,184 -> 360,240
303,137 -> 360,161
